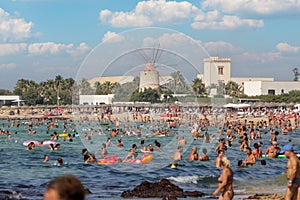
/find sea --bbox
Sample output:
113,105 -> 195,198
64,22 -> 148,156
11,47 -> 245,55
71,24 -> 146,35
0,117 -> 298,200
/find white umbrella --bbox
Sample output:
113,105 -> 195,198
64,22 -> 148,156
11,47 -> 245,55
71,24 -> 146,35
223,103 -> 236,108
235,103 -> 251,108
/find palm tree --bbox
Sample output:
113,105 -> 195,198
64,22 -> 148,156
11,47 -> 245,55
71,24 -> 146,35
225,81 -> 242,97
191,78 -> 206,97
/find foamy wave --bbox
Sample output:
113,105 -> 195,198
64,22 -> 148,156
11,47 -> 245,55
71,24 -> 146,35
168,175 -> 200,184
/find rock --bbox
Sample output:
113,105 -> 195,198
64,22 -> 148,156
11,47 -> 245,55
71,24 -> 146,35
121,178 -> 205,199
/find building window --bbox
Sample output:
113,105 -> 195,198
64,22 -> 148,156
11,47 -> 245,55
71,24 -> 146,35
268,89 -> 275,95
218,66 -> 224,75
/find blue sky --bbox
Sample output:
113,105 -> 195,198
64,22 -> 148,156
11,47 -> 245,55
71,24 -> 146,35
1,0 -> 300,90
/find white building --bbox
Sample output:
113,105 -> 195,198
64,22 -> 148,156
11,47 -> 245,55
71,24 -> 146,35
139,60 -> 159,92
200,57 -> 231,87
0,95 -> 24,106
89,76 -> 135,88
244,81 -> 300,96
230,77 -> 274,86
79,94 -> 114,105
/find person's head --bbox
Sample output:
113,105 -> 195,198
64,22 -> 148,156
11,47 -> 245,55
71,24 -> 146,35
102,143 -> 106,149
272,141 -> 278,147
132,144 -> 137,149
202,148 -> 207,154
82,149 -> 88,155
57,158 -> 63,166
220,156 -> 230,168
44,155 -> 49,162
261,160 -> 266,166
279,144 -> 294,158
44,174 -> 85,200
237,160 -> 243,167
192,147 -> 197,153
253,143 -> 259,149
245,147 -> 252,155
55,144 -> 60,149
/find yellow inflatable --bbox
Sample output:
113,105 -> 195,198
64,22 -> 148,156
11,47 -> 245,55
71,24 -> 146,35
59,133 -> 68,137
140,154 -> 152,164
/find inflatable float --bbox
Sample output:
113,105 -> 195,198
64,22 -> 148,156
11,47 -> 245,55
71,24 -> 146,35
98,155 -> 119,165
40,140 -> 60,146
22,140 -> 41,146
58,133 -> 69,137
98,154 -> 153,165
262,154 -> 300,159
123,154 -> 153,164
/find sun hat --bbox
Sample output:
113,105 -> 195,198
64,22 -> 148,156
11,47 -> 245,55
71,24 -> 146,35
279,144 -> 294,154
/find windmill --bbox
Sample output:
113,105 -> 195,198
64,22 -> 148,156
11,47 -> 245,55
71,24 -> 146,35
292,68 -> 299,81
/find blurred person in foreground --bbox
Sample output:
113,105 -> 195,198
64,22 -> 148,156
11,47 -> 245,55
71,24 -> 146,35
44,174 -> 85,200
280,145 -> 300,200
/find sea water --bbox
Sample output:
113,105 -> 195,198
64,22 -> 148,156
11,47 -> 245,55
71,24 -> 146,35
0,118 -> 298,200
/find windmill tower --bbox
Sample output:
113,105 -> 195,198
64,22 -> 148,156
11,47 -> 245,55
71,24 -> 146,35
139,60 -> 159,92
293,68 -> 299,81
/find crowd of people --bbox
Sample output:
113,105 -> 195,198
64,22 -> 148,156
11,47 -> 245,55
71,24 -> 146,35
1,105 -> 300,199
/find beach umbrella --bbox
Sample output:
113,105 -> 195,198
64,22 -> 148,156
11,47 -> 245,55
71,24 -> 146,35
235,103 -> 250,108
223,103 -> 236,108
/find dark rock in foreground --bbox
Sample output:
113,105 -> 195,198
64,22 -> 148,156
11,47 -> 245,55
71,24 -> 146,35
121,178 -> 205,199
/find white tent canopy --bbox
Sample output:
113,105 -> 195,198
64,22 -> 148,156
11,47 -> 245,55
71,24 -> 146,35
223,103 -> 250,108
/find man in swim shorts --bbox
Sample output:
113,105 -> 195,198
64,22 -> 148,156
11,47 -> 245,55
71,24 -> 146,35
280,145 -> 300,200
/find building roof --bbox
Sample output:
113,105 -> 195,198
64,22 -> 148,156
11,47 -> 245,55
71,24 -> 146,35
143,60 -> 157,71
89,76 -> 134,87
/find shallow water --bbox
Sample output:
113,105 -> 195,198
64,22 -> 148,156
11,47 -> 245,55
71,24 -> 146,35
0,118 -> 299,200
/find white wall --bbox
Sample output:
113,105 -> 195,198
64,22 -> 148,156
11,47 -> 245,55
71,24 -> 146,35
261,81 -> 300,95
203,57 -> 231,87
231,77 -> 274,86
79,94 -> 114,105
244,81 -> 262,96
244,81 -> 300,96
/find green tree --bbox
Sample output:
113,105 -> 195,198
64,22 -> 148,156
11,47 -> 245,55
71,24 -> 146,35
170,71 -> 190,94
95,81 -> 118,95
191,78 -> 206,97
130,88 -> 160,103
225,81 -> 243,97
0,89 -> 12,95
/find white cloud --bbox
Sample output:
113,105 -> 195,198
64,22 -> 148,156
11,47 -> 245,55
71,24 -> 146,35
0,43 -> 27,56
99,0 -> 199,27
99,0 -> 264,30
0,63 -> 17,70
101,31 -> 125,43
28,42 -> 73,55
201,0 -> 300,15
143,32 -> 202,50
204,41 -> 242,54
28,41 -> 90,56
0,8 -> 33,42
66,42 -> 91,57
192,15 -> 264,30
276,42 -> 299,53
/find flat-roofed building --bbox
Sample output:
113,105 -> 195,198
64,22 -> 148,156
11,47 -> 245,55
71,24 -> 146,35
244,81 -> 300,96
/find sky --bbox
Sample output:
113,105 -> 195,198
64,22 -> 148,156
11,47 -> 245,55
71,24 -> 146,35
1,0 -> 300,90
